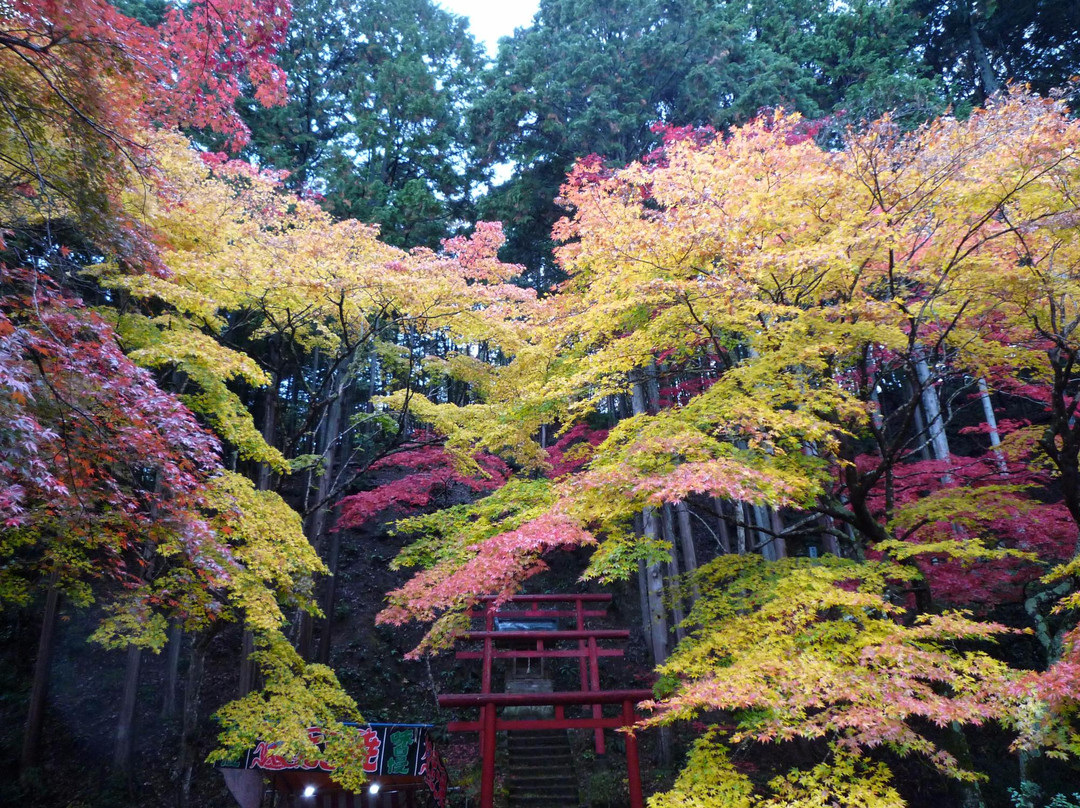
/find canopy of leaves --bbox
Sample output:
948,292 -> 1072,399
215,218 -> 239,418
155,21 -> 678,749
382,92 -> 1080,800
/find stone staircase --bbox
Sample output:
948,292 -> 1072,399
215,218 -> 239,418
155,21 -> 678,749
506,729 -> 580,808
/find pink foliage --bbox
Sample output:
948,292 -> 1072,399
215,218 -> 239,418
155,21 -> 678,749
336,442 -> 510,531
576,459 -> 797,508
439,222 -> 523,283
1015,626 -> 1080,712
377,513 -> 596,637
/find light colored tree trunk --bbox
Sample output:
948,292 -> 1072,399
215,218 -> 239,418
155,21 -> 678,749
735,504 -> 749,555
916,357 -> 951,462
675,502 -> 700,604
769,509 -> 788,559
752,504 -> 777,560
636,559 -> 653,662
977,377 -> 1007,472
977,378 -> 1002,449
661,504 -> 686,643
912,397 -> 933,461
642,507 -> 669,665
632,371 -> 669,664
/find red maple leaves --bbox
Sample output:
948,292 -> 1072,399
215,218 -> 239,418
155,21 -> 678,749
0,268 -> 223,592
336,440 -> 510,531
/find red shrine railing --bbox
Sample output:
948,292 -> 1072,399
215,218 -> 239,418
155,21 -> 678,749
438,594 -> 652,808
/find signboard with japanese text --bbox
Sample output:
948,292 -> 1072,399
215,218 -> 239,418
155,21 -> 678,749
228,723 -> 433,778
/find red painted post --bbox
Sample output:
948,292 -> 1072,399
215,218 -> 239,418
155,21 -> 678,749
575,598 -> 587,689
623,699 -> 643,808
481,604 -> 493,693
480,702 -> 496,808
480,603 -> 494,808
589,634 -> 604,754
575,597 -> 596,748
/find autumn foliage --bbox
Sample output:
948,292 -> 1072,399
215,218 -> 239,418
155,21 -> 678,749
4,0 -> 1080,800
372,92 -> 1080,804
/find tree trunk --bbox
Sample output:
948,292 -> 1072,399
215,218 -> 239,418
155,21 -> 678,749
912,393 -> 933,461
977,377 -> 1007,471
967,10 -> 1000,100
21,578 -> 60,773
735,503 -> 749,555
316,519 -> 342,665
113,643 -> 143,774
642,507 -> 669,665
256,366 -> 279,492
636,559 -> 653,661
177,633 -> 210,808
712,498 -> 733,555
644,361 -> 661,415
237,629 -> 256,697
915,357 -> 951,462
317,383 -> 356,664
950,721 -> 987,808
300,370 -> 347,661
752,504 -> 777,560
769,509 -> 788,560
162,620 -> 182,719
661,503 -> 685,643
632,371 -> 668,663
675,501 -> 700,604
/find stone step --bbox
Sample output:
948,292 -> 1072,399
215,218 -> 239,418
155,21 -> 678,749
507,777 -> 578,790
509,791 -> 579,802
508,744 -> 568,753
505,678 -> 555,693
507,730 -> 568,740
509,756 -> 573,768
508,733 -> 571,745
508,755 -> 575,767
506,725 -> 577,807
508,797 -> 580,808
509,743 -> 574,754
509,772 -> 578,784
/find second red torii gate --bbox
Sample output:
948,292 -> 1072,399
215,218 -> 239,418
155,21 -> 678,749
438,594 -> 652,808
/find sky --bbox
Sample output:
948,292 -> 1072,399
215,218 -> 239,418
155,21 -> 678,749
436,0 -> 540,57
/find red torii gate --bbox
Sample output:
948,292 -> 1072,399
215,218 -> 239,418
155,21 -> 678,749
438,594 -> 652,808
